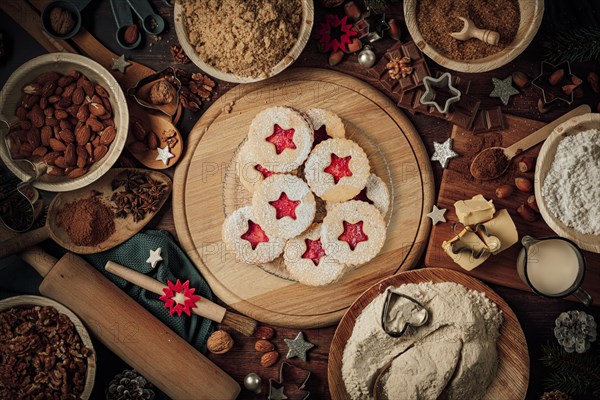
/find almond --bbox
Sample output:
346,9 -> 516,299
59,119 -> 73,131
64,143 -> 76,166
100,126 -> 116,145
23,95 -> 40,109
81,79 -> 94,97
44,107 -> 55,117
77,154 -> 87,168
89,102 -> 106,116
93,145 -> 108,161
41,126 -> 52,146
67,167 -> 86,178
132,120 -> 148,141
16,106 -> 27,120
44,151 -> 61,165
146,130 -> 159,149
101,97 -> 112,115
75,125 -> 91,145
49,138 -> 66,152
41,81 -> 57,97
22,83 -> 41,95
32,146 -> 48,157
254,326 -> 275,340
39,97 -> 48,109
85,143 -> 93,157
260,351 -> 279,368
255,340 -> 275,353
36,71 -> 61,84
28,105 -> 44,128
55,86 -> 64,96
67,70 -> 81,79
128,141 -> 148,153
57,75 -> 74,88
54,109 -> 69,120
95,84 -> 109,98
47,166 -> 65,176
55,156 -> 68,169
26,129 -> 40,147
48,95 -> 61,104
77,104 -> 90,121
46,117 -> 59,127
57,97 -> 72,109
72,87 -> 85,105
515,177 -> 533,193
62,83 -> 76,98
86,116 -> 104,132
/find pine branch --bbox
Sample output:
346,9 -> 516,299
543,26 -> 600,64
540,342 -> 600,397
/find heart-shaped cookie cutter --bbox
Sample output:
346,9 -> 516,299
127,67 -> 182,121
381,286 -> 429,338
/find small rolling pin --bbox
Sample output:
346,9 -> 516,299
105,261 -> 257,336
21,247 -> 240,400
450,17 -> 500,46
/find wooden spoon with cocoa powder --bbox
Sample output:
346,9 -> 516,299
0,168 -> 171,258
470,105 -> 590,180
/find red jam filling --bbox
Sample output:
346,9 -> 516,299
269,193 -> 300,220
338,220 -> 368,251
302,238 -> 327,266
324,153 -> 353,184
266,124 -> 296,155
241,220 -> 269,250
255,164 -> 275,178
353,188 -> 373,205
313,125 -> 329,146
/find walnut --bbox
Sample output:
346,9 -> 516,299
149,80 -> 175,105
386,56 -> 413,80
207,330 -> 234,355
49,7 -> 75,35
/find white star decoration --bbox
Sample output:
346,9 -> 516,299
146,247 -> 163,269
427,205 -> 447,225
431,138 -> 459,168
155,145 -> 174,165
111,54 -> 131,73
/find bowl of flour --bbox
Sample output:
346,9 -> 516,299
328,268 -> 529,400
536,113 -> 600,253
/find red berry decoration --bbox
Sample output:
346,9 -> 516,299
316,14 -> 358,53
324,153 -> 353,184
269,192 -> 300,220
159,279 -> 201,317
241,220 -> 270,250
255,164 -> 275,178
302,238 -> 327,266
338,220 -> 368,251
266,124 -> 296,155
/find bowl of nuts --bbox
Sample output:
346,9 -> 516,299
0,53 -> 128,192
0,295 -> 96,399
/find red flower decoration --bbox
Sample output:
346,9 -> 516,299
316,14 -> 358,53
159,279 -> 201,317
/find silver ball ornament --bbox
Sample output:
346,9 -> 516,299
243,373 -> 262,394
358,45 -> 376,68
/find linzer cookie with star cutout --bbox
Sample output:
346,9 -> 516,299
351,173 -> 390,217
321,200 -> 386,265
304,138 -> 370,202
247,106 -> 314,173
305,108 -> 346,147
252,174 -> 316,240
283,223 -> 345,286
236,142 -> 277,194
222,206 -> 285,264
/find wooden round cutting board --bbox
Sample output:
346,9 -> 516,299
328,268 -> 529,400
173,68 -> 434,328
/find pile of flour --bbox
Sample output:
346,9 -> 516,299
542,129 -> 600,235
342,282 -> 503,400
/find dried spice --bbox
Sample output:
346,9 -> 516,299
56,196 -> 115,246
170,44 -> 190,64
471,147 -> 509,180
181,0 -> 302,78
111,171 -> 168,222
0,305 -> 89,399
417,0 -> 520,60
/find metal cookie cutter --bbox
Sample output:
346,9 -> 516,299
127,67 -> 182,121
450,223 -> 501,258
420,72 -> 461,114
268,362 -> 311,400
381,286 -> 429,338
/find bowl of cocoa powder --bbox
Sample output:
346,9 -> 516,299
174,0 -> 314,83
404,0 -> 544,73
0,53 -> 128,192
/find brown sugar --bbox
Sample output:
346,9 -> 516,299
416,0 -> 520,60
471,147 -> 509,180
182,0 -> 302,78
56,196 -> 115,246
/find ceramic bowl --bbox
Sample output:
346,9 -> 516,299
0,53 -> 128,192
0,295 -> 96,399
173,1 -> 314,83
404,0 -> 544,73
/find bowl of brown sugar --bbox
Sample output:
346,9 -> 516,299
174,0 -> 314,83
404,0 -> 544,73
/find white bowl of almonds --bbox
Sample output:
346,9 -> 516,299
0,53 -> 128,192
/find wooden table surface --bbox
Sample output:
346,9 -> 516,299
1,1 -> 599,399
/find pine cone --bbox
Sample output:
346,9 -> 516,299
540,390 -> 572,400
106,369 -> 155,400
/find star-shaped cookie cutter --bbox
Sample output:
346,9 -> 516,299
268,362 -> 311,400
419,72 -> 461,114
532,60 -> 581,105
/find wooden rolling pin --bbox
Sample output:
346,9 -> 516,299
20,247 -> 240,400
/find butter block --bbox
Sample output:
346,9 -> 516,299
454,194 -> 495,226
442,229 -> 490,271
482,209 -> 518,254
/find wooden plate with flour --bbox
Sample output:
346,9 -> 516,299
328,268 -> 529,400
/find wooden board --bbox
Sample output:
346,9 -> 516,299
173,68 -> 435,328
328,268 -> 529,400
425,113 -> 600,302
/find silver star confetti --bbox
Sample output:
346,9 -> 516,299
431,138 -> 459,168
111,54 -> 132,73
489,76 -> 519,106
268,385 -> 288,400
155,145 -> 174,165
146,247 -> 163,269
284,332 -> 314,362
427,205 -> 447,225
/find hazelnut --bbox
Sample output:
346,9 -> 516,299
518,156 -> 536,173
328,50 -> 344,66
149,80 -> 175,105
388,18 -> 401,41
495,184 -> 514,199
207,330 -> 234,355
515,177 -> 533,193
50,7 -> 75,35
260,351 -> 279,368
255,340 -> 275,353
123,24 -> 139,45
588,72 -> 600,94
512,71 -> 530,89
548,69 -> 565,86
517,204 -> 538,222
527,195 -> 539,212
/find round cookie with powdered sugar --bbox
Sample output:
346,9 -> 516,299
236,142 -> 276,194
283,223 -> 346,286
252,174 -> 316,240
306,108 -> 346,147
321,200 -> 386,266
247,106 -> 313,173
351,173 -> 390,217
304,138 -> 370,202
222,206 -> 285,264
